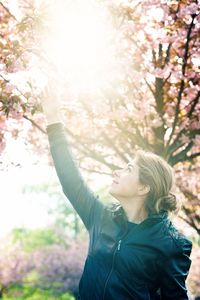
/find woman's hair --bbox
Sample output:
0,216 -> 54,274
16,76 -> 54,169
135,149 -> 180,216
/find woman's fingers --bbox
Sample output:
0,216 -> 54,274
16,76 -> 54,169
41,78 -> 56,101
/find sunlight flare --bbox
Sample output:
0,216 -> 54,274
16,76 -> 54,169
40,0 -> 117,94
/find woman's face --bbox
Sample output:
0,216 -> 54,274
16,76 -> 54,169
109,159 -> 142,199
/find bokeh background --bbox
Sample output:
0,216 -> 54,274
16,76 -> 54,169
0,0 -> 199,299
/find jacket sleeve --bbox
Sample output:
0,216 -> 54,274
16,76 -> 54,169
46,122 -> 105,231
160,238 -> 192,300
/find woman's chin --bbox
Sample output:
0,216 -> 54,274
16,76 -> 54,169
108,185 -> 119,198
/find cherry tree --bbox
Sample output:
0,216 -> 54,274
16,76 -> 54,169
0,232 -> 87,298
0,0 -> 46,157
0,0 -> 199,234
55,0 -> 200,233
0,237 -> 34,298
32,238 -> 87,297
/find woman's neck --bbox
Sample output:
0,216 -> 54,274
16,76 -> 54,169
120,197 -> 148,224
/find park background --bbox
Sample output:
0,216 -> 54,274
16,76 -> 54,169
0,0 -> 199,299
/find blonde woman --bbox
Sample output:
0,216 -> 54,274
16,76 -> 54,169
42,87 -> 193,300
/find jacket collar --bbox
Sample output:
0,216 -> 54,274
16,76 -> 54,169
109,202 -> 168,224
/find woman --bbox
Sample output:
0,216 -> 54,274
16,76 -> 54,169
42,87 -> 193,300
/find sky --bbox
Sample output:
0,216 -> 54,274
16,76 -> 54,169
0,161 -> 56,238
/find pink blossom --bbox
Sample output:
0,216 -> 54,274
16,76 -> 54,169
0,115 -> 6,130
10,110 -> 24,120
168,86 -> 178,98
177,3 -> 199,18
151,117 -> 163,128
170,71 -> 185,83
0,240 -> 33,286
7,60 -> 23,73
165,103 -> 175,117
5,83 -> 16,93
178,119 -> 190,132
151,66 -> 171,79
179,134 -> 190,145
193,135 -> 200,146
0,63 -> 6,72
190,120 -> 200,130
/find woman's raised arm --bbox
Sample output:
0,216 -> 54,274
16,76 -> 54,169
41,83 -> 105,231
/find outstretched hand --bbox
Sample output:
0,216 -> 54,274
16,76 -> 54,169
40,78 -> 62,125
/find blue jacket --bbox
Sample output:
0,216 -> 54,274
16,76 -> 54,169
47,122 -> 193,300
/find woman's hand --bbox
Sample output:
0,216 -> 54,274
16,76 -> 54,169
41,78 -> 62,125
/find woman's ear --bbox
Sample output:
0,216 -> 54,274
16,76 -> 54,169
138,184 -> 150,196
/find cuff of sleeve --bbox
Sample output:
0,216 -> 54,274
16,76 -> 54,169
46,122 -> 68,145
46,122 -> 64,133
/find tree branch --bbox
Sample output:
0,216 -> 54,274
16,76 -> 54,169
166,15 -> 196,147
23,115 -> 46,134
144,77 -> 155,98
186,151 -> 200,162
102,131 -> 128,163
167,89 -> 200,155
23,113 -> 119,172
79,165 -> 112,176
169,140 -> 194,165
178,214 -> 200,235
62,126 -> 118,171
0,2 -> 17,21
188,90 -> 200,118
164,43 -> 172,65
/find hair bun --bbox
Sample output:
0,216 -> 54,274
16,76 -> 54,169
159,193 -> 178,212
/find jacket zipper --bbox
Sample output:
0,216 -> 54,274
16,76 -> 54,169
102,221 -> 128,300
117,239 -> 122,250
102,240 -> 121,300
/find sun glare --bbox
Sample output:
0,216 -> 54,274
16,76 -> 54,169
40,0 -> 117,95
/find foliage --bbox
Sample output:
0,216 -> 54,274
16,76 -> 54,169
11,227 -> 68,252
31,240 -> 87,297
0,232 -> 87,298
22,178 -> 86,238
0,237 -> 34,297
3,285 -> 75,300
0,228 -> 199,297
